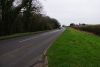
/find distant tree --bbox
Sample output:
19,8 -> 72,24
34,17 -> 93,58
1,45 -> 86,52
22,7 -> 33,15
50,18 -> 61,29
81,23 -> 86,26
70,23 -> 75,27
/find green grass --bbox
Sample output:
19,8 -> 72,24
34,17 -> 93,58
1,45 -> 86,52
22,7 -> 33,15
48,28 -> 100,67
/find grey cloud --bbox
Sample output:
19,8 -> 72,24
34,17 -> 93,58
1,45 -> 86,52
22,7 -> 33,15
40,0 -> 100,25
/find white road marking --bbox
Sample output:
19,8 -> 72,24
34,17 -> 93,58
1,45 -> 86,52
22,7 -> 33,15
19,37 -> 39,43
19,30 -> 60,43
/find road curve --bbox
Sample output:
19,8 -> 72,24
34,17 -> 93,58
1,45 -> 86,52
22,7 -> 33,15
0,29 -> 65,67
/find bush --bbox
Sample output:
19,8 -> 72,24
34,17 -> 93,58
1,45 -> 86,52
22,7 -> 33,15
73,25 -> 100,36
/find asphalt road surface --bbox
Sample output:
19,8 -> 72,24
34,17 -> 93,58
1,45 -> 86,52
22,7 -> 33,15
0,29 -> 65,67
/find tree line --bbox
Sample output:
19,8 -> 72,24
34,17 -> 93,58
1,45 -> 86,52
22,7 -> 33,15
0,0 -> 60,36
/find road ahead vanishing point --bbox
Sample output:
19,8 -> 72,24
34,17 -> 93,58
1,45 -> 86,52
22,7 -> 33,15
0,29 -> 64,67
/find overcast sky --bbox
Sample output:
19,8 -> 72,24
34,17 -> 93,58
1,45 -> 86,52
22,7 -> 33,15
40,0 -> 100,25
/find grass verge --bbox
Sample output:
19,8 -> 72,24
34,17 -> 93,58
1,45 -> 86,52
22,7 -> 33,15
0,31 -> 46,40
48,28 -> 100,67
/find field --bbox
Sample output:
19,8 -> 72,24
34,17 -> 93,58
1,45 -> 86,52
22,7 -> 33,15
74,25 -> 100,36
47,28 -> 100,67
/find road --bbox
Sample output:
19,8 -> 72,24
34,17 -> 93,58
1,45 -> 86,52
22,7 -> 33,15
0,29 -> 64,67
